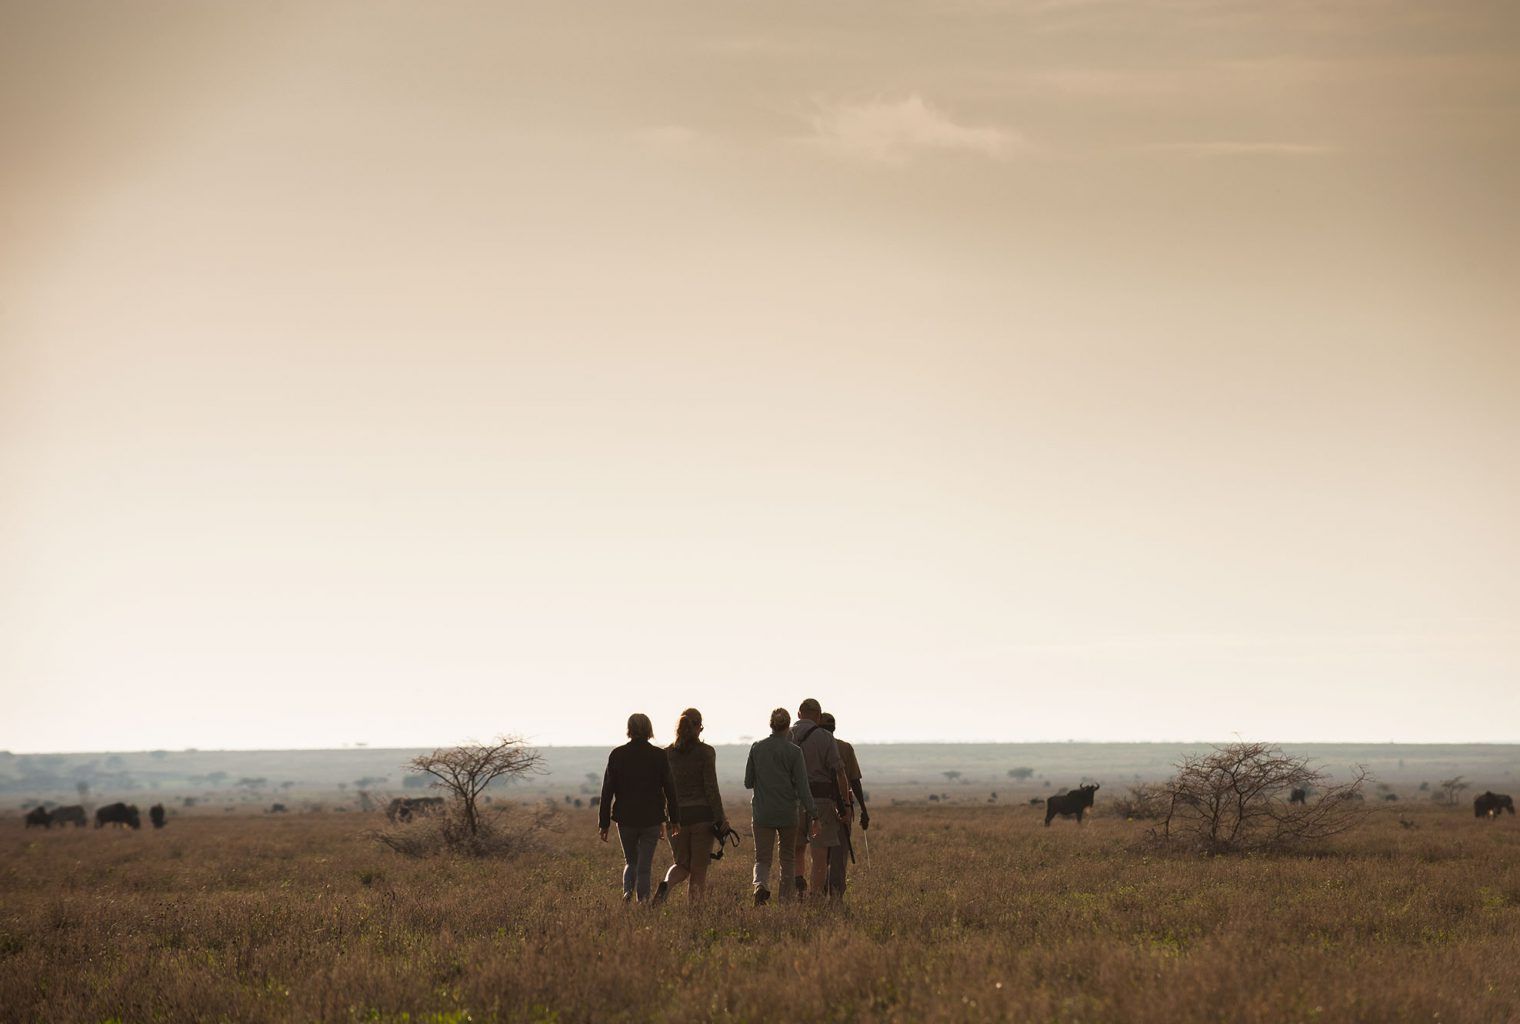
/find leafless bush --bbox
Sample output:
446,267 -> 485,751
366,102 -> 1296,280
370,736 -> 547,857
1110,783 -> 1168,820
1150,742 -> 1370,855
372,799 -> 561,858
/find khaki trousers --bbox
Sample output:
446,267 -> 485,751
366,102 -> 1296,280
752,820 -> 799,899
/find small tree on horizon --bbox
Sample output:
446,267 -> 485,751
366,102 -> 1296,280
1434,776 -> 1470,806
405,736 -> 545,839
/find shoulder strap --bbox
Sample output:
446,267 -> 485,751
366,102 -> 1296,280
795,723 -> 820,745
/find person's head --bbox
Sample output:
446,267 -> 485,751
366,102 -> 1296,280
769,708 -> 791,734
798,697 -> 822,722
673,707 -> 703,751
820,712 -> 836,733
626,713 -> 654,741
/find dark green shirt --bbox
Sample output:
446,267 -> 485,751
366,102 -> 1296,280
744,732 -> 817,828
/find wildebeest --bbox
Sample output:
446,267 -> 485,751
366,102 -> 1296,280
51,805 -> 87,827
1382,793 -> 1399,802
1289,788 -> 1308,805
149,803 -> 166,829
269,803 -> 288,814
1474,791 -> 1515,818
385,796 -> 445,823
95,802 -> 142,829
1028,797 -> 1043,806
24,806 -> 52,829
1044,783 -> 1100,826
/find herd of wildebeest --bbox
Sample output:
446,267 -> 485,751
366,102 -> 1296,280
23,801 -> 166,830
18,784 -> 1515,831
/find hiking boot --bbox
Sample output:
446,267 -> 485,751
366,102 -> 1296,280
794,875 -> 807,896
754,887 -> 771,906
652,880 -> 669,905
621,891 -> 633,904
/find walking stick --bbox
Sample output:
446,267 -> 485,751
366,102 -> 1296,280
862,828 -> 871,867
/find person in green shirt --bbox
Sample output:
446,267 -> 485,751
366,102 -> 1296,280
744,707 -> 819,905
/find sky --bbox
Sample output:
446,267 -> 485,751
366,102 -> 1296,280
2,0 -> 1518,752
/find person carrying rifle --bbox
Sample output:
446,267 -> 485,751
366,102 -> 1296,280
745,707 -> 819,905
819,712 -> 869,895
789,698 -> 853,900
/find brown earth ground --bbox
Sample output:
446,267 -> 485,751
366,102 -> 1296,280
2,801 -> 1518,1023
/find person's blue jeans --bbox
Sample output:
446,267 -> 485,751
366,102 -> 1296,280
618,823 -> 662,901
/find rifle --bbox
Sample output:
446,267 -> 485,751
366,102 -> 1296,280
835,791 -> 856,866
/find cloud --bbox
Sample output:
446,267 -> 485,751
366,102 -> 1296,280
1144,141 -> 1336,157
809,94 -> 1024,162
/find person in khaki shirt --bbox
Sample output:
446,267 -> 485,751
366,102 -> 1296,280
789,698 -> 853,900
820,712 -> 870,897
745,708 -> 819,905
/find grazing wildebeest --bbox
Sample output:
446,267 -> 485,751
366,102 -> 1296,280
1044,783 -> 1100,826
24,806 -> 52,829
1383,793 -> 1399,802
385,796 -> 445,823
1289,788 -> 1308,805
95,802 -> 141,829
51,805 -> 87,827
1474,792 -> 1515,818
1028,797 -> 1043,806
589,796 -> 600,807
149,803 -> 166,829
270,803 -> 288,814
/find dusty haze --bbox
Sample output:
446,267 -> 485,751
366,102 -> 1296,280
2,1 -> 1517,751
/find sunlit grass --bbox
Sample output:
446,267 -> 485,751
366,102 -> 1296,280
2,802 -> 1517,1022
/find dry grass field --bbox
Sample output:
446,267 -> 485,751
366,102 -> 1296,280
3,800 -> 1518,1023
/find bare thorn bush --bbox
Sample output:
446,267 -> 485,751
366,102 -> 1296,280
1110,782 -> 1169,820
1151,742 -> 1370,855
372,736 -> 548,857
371,798 -> 562,858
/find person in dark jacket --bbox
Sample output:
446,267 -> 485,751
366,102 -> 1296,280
654,707 -> 727,905
599,713 -> 679,903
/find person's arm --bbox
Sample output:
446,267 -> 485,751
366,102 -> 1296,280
851,775 -> 870,830
744,747 -> 756,791
823,735 -> 853,816
598,753 -> 615,837
661,753 -> 679,834
703,746 -> 725,827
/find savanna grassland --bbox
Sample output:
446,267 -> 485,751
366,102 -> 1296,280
3,801 -> 1518,1024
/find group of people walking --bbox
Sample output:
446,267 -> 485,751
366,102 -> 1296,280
597,699 -> 870,905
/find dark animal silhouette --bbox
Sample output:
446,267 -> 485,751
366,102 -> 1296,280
385,796 -> 445,823
1383,793 -> 1399,802
1028,797 -> 1043,806
1044,783 -> 1100,826
24,806 -> 52,829
270,803 -> 288,814
1474,792 -> 1515,818
95,802 -> 141,829
149,803 -> 166,828
589,796 -> 600,807
1289,788 -> 1308,805
52,805 -> 87,827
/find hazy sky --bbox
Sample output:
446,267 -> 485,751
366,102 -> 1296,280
3,1 -> 1518,752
